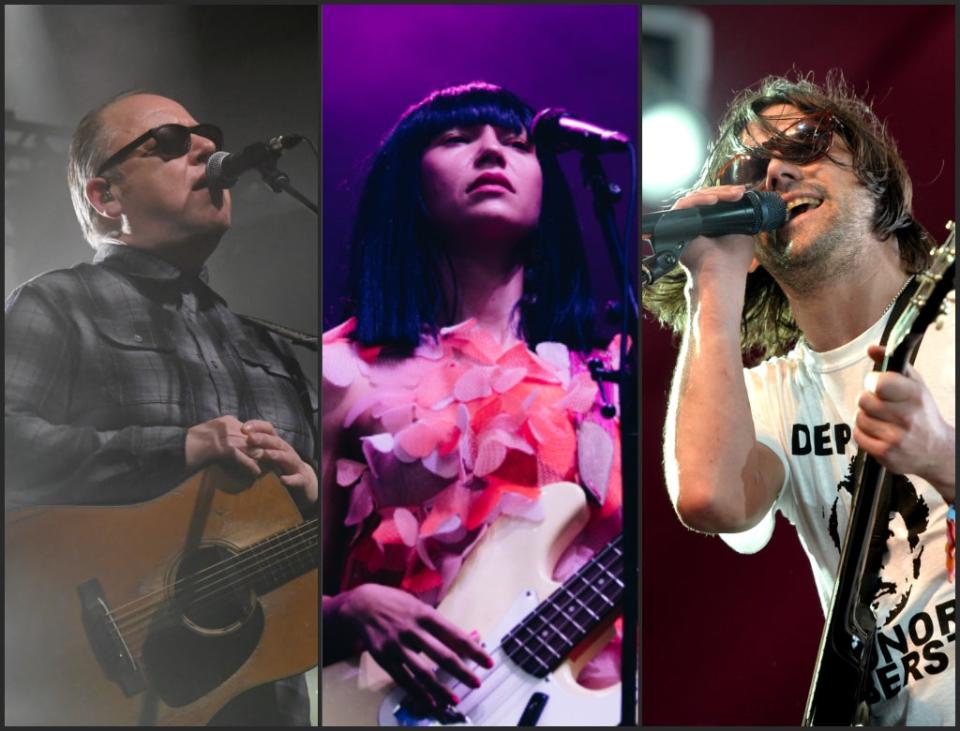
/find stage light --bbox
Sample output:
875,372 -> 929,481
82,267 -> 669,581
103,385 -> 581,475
642,102 -> 707,205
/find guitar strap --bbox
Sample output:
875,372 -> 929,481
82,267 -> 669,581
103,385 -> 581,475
829,276 -> 928,720
876,276 -> 924,363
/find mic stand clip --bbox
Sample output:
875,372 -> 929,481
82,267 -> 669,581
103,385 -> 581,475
255,153 -> 319,216
641,228 -> 692,286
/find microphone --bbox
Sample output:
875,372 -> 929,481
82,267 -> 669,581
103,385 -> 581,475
531,108 -> 630,154
641,190 -> 787,239
206,134 -> 303,189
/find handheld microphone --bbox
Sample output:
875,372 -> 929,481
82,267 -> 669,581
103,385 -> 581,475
206,134 -> 303,189
531,108 -> 630,154
641,190 -> 787,239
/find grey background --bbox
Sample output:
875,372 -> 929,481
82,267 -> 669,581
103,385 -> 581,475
4,4 -> 319,377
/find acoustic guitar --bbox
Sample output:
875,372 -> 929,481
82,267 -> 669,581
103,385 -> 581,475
802,222 -> 955,725
322,481 -> 623,726
4,464 -> 318,725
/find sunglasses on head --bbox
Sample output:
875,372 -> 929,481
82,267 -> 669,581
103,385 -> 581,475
715,113 -> 840,187
95,123 -> 223,177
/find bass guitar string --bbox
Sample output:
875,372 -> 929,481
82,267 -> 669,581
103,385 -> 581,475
403,545 -> 623,723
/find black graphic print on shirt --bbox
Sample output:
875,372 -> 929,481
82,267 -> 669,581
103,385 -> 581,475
827,453 -> 930,627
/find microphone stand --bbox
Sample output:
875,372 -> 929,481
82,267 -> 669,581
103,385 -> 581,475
580,152 -> 638,727
255,153 -> 319,215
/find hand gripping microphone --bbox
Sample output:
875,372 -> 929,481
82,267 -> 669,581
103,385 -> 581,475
206,134 -> 303,189
641,190 -> 787,239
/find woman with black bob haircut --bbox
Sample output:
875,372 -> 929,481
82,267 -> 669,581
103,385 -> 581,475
347,81 -> 596,352
322,82 -> 622,724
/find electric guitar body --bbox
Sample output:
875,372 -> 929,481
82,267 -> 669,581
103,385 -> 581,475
4,465 -> 318,726
322,481 -> 622,726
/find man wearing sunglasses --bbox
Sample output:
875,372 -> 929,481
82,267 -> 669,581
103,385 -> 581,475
646,73 -> 954,725
4,91 -> 315,724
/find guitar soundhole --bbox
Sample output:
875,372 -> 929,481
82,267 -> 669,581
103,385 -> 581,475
140,544 -> 264,709
174,544 -> 254,632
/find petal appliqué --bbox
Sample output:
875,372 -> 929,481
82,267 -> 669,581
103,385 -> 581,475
535,342 -> 571,387
344,473 -> 374,526
394,508 -> 419,547
322,340 -> 359,388
453,366 -> 494,402
336,459 -> 367,487
395,421 -> 441,459
491,366 -> 527,393
322,317 -> 356,344
577,420 -> 614,504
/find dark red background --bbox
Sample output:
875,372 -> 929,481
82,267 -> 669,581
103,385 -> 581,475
641,5 -> 955,726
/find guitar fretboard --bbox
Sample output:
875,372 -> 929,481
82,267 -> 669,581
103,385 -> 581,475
236,518 -> 319,596
501,534 -> 624,678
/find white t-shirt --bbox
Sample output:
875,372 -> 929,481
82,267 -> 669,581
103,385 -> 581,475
721,303 -> 956,726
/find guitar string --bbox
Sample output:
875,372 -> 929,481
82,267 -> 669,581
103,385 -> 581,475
117,552 -> 616,724
461,550 -> 624,719
504,541 -> 623,658
111,531 -> 617,710
114,538 -> 318,652
110,530 -> 317,638
449,575 -> 618,724
108,536 -> 316,649
413,545 -> 624,722
506,560 -> 624,677
107,524 -> 318,642
113,525 -> 612,644
462,650 -> 534,724
117,531 -> 614,675
112,533 -> 316,631
117,541 -> 318,672
489,539 -> 623,673
107,517 -> 318,622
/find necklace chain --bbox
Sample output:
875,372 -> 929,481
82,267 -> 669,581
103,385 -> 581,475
881,275 -> 914,318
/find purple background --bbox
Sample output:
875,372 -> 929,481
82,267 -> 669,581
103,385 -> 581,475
321,4 -> 638,331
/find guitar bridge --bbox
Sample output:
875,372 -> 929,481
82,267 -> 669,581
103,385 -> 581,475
78,579 -> 145,697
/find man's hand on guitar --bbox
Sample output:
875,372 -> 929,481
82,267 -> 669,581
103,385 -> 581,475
186,415 -> 263,478
334,583 -> 494,711
242,419 -> 319,505
855,344 -> 956,501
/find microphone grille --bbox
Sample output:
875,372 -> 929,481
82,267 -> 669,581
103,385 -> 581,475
756,191 -> 787,231
206,150 -> 230,187
531,108 -> 569,150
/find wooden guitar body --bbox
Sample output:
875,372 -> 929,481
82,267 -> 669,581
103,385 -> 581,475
322,481 -> 621,726
4,465 -> 318,726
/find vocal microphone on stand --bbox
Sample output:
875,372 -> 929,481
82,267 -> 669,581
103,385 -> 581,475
531,108 -> 630,154
207,134 -> 303,189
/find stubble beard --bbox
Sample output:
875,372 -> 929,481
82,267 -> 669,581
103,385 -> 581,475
754,194 -> 873,296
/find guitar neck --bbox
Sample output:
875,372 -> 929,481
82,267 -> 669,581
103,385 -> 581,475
502,534 -> 624,677
238,517 -> 319,596
803,226 -> 956,726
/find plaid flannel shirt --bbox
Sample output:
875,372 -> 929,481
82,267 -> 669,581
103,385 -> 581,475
4,242 -> 317,509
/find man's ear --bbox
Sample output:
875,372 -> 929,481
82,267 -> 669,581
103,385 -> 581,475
748,255 -> 760,273
85,178 -> 122,219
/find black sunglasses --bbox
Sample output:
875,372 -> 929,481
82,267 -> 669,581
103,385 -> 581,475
716,113 -> 841,187
95,123 -> 223,177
